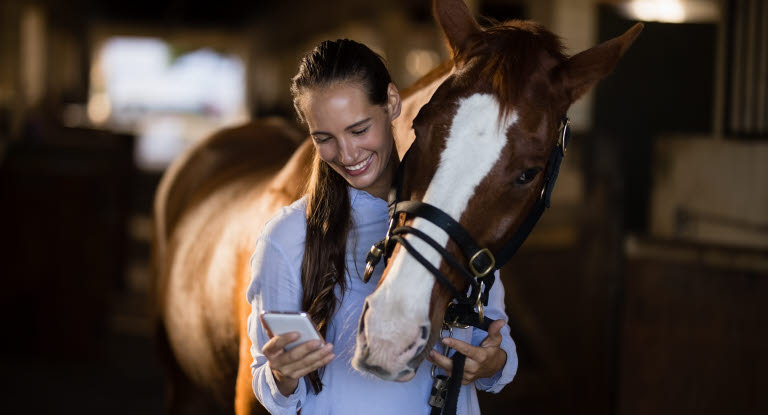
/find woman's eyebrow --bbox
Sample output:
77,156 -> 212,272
311,118 -> 372,136
345,118 -> 372,131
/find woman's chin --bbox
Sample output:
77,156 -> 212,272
343,162 -> 379,189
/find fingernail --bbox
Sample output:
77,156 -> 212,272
442,338 -> 451,346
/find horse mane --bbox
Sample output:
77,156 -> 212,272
458,20 -> 568,121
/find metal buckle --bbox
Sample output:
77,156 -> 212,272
558,118 -> 570,156
469,248 -> 495,277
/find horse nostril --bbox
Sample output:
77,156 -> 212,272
420,325 -> 428,340
359,301 -> 370,335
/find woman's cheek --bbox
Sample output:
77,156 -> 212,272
316,145 -> 337,164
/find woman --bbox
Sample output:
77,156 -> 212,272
246,39 -> 517,414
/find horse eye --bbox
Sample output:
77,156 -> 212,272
515,168 -> 541,185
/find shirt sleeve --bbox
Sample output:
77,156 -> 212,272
472,270 -> 518,393
246,235 -> 307,414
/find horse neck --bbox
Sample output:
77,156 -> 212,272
393,60 -> 454,159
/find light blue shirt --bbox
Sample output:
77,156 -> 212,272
246,187 -> 517,415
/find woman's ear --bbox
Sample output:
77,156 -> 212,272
387,82 -> 402,121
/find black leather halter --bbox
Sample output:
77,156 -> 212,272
361,117 -> 571,414
363,117 -> 571,317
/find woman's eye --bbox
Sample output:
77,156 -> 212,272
313,136 -> 331,143
352,127 -> 369,136
515,168 -> 541,185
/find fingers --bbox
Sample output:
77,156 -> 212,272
259,314 -> 274,338
461,359 -> 480,385
428,347 -> 483,385
262,332 -> 299,358
279,342 -> 335,378
427,349 -> 453,373
271,338 -> 322,366
441,338 -> 486,362
269,340 -> 335,381
480,319 -> 506,347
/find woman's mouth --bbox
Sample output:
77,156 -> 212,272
343,154 -> 373,176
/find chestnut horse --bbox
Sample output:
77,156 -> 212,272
152,0 -> 641,413
351,1 -> 642,382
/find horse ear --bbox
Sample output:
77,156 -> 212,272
554,23 -> 643,103
433,0 -> 482,57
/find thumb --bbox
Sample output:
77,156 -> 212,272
481,319 -> 506,347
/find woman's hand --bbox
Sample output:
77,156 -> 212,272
261,332 -> 335,397
426,319 -> 507,385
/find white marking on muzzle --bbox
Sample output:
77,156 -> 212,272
367,93 -> 518,331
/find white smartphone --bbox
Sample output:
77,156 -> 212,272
260,311 -> 323,350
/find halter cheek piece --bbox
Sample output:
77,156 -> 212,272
361,117 -> 571,415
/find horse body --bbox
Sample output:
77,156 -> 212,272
153,119 -> 311,412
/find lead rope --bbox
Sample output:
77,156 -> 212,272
429,326 -> 453,414
428,325 -> 468,415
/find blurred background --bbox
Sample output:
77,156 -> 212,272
0,0 -> 766,413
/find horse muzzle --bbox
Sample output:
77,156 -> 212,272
352,299 -> 430,381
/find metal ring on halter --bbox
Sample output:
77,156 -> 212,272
431,326 -> 454,378
475,281 -> 485,322
558,118 -> 570,156
384,217 -> 396,250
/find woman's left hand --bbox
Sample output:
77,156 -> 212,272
426,319 -> 507,385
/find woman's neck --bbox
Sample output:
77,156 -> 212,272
364,154 -> 398,200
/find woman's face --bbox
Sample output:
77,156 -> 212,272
300,81 -> 401,200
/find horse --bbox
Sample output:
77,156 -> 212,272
152,0 -> 642,413
350,0 -> 643,383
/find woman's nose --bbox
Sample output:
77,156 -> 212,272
337,137 -> 359,165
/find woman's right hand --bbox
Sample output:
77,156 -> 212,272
261,332 -> 335,397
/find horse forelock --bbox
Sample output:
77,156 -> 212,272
456,19 -> 568,122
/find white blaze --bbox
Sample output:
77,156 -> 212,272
372,93 -> 518,322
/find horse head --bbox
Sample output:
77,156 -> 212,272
352,0 -> 642,381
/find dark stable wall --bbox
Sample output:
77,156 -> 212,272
592,5 -> 717,233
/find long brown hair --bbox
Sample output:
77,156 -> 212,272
291,39 -> 392,393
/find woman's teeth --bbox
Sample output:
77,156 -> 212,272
346,154 -> 372,171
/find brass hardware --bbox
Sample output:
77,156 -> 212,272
363,263 -> 375,283
475,281 -> 485,322
363,244 -> 383,283
469,248 -> 495,277
558,118 -> 570,155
